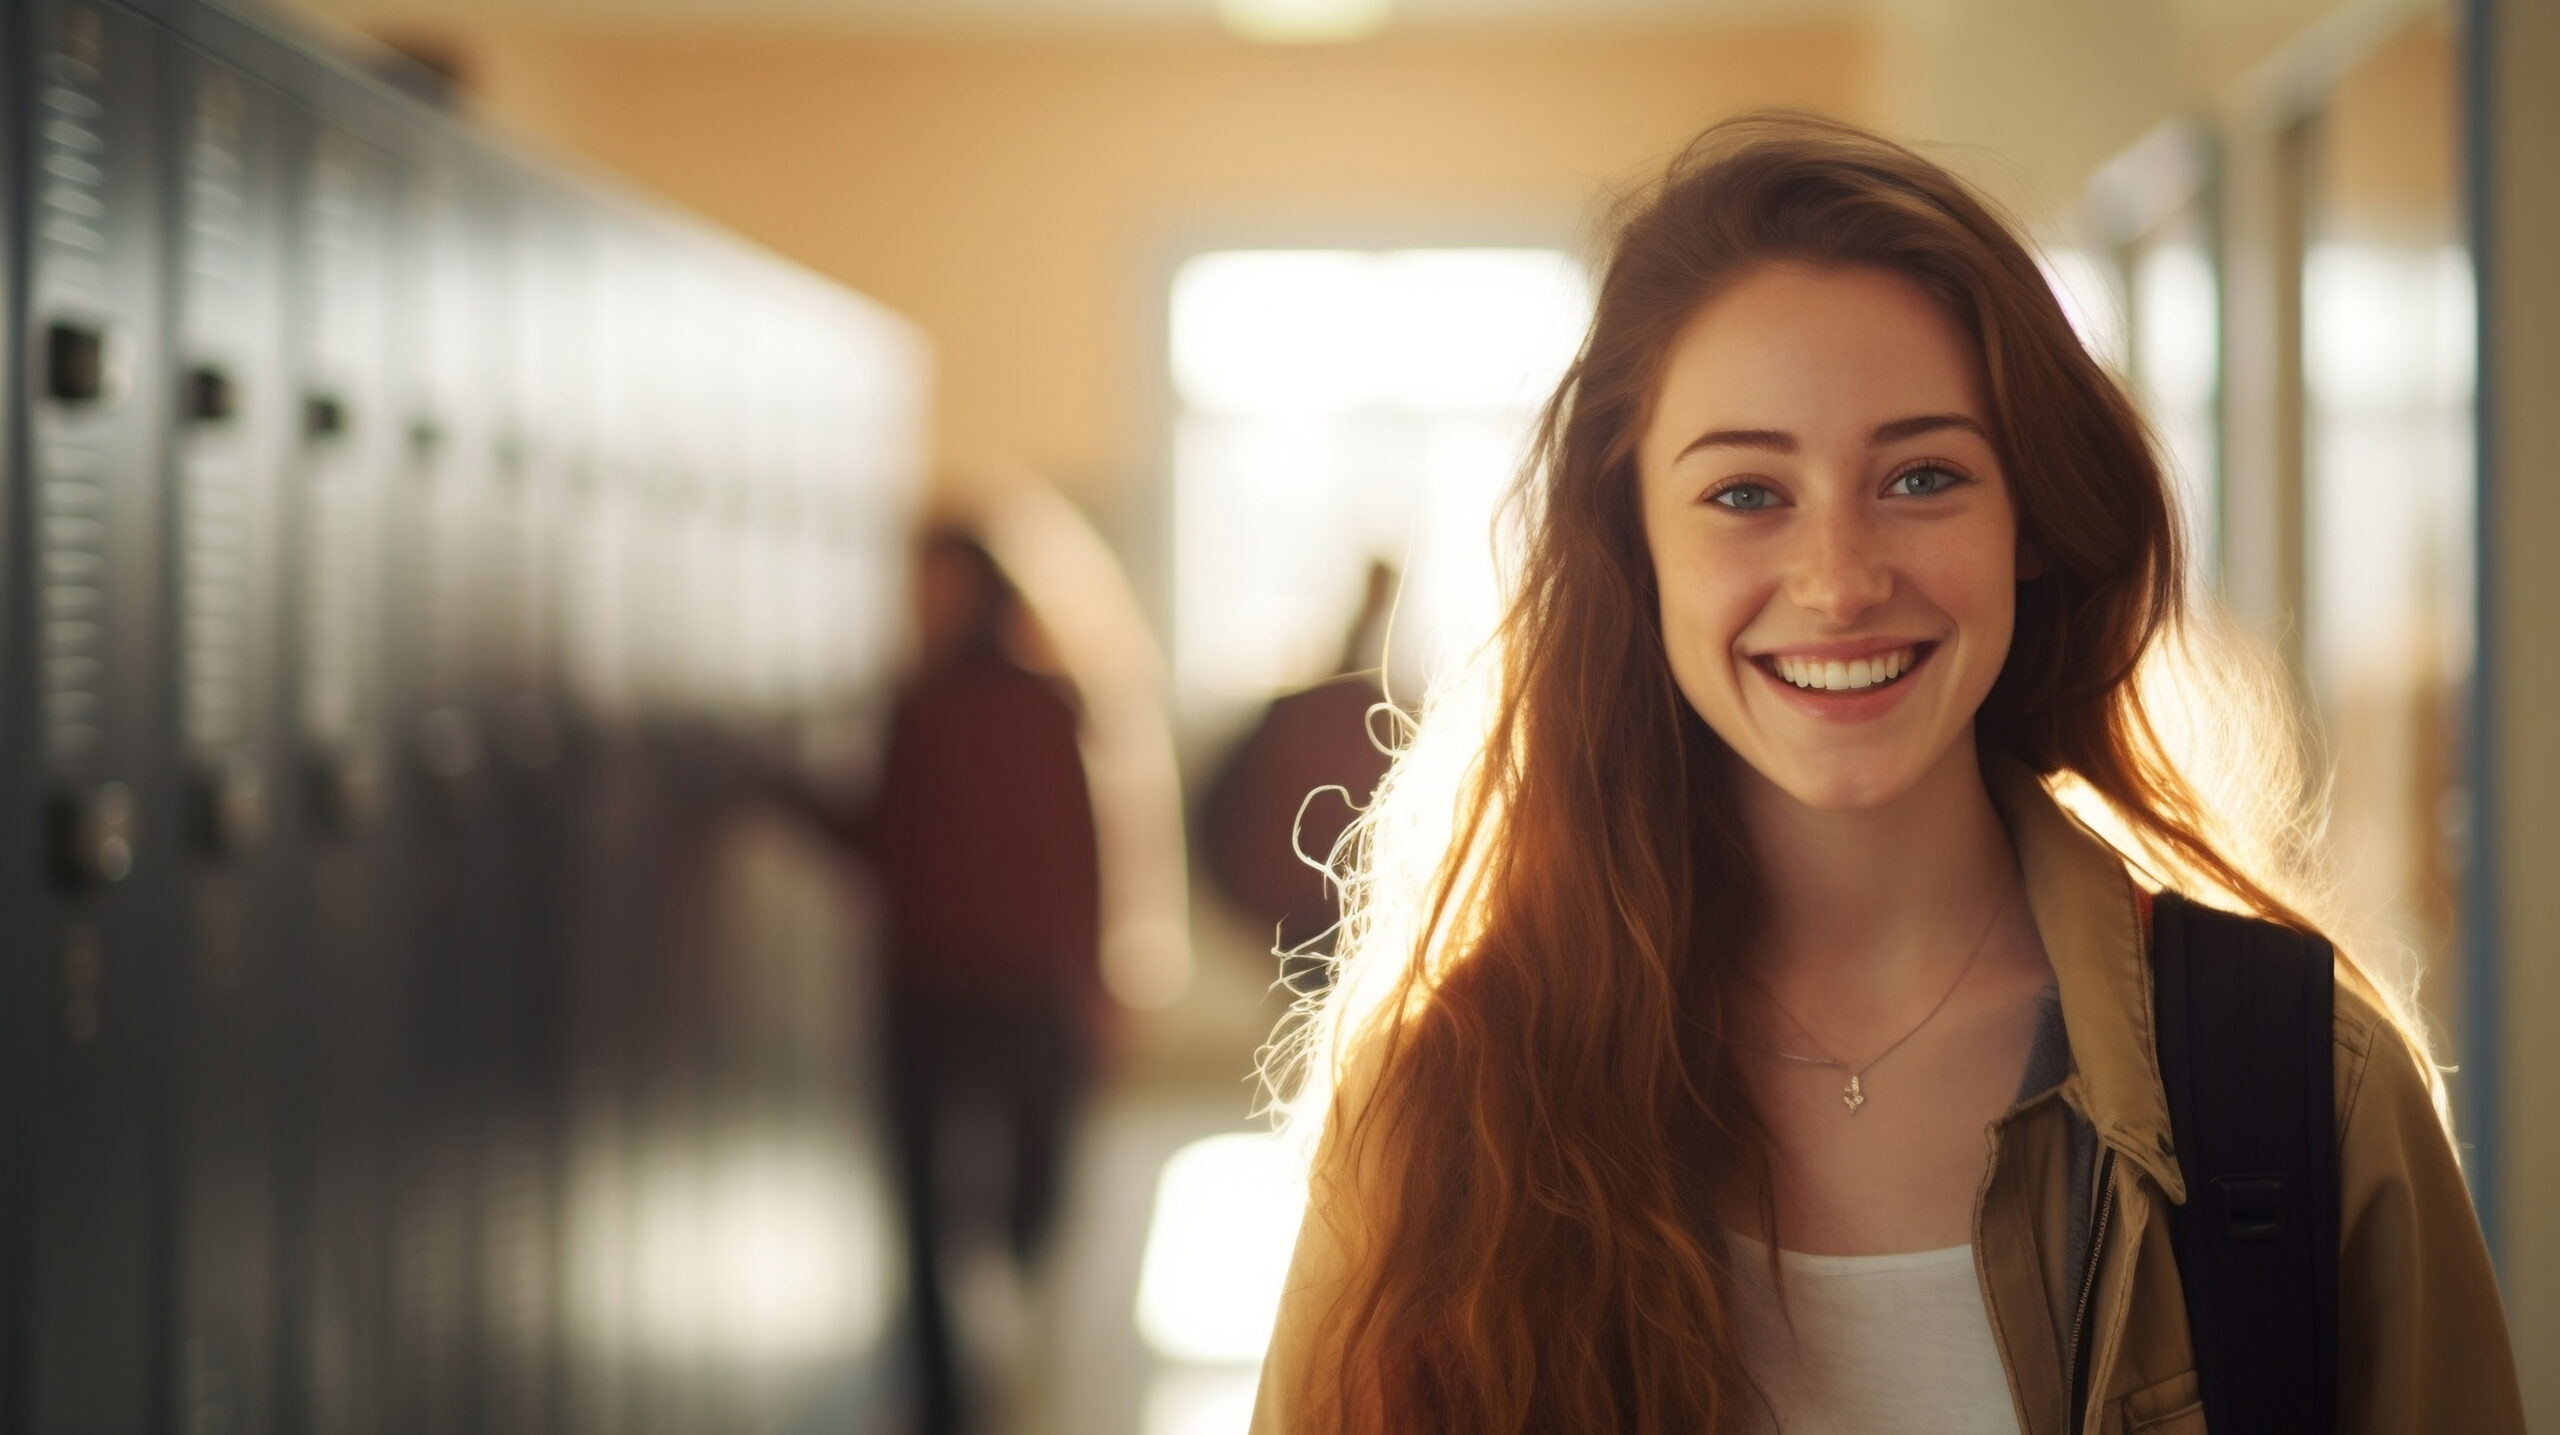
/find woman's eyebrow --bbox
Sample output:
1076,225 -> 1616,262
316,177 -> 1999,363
1672,413 -> 1987,463
1869,413 -> 1988,444
1674,427 -> 1796,460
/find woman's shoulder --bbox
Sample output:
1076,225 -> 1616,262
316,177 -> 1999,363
2326,956 -> 2409,1106
2323,958 -> 2447,1159
2309,943 -> 2522,1430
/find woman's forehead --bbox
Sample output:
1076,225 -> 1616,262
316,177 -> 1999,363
1645,263 -> 1989,455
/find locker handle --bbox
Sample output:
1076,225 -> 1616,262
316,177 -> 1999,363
44,320 -> 113,404
303,392 -> 348,438
187,755 -> 266,858
306,747 -> 378,835
46,781 -> 136,890
186,364 -> 239,423
417,705 -> 481,780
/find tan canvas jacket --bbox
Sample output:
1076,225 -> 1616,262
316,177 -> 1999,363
1250,763 -> 2525,1433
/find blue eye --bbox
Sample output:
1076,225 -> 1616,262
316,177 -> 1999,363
1711,483 -> 1780,511
1888,464 -> 1965,497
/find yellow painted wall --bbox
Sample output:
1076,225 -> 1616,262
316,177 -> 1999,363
2319,13 -> 2460,243
421,24 -> 1875,504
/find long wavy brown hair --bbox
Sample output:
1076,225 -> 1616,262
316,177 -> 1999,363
1263,111 -> 2387,1432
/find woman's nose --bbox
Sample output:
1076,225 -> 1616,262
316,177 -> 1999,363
1785,500 -> 1894,622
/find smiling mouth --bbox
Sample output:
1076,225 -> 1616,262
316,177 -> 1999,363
1753,643 -> 1935,694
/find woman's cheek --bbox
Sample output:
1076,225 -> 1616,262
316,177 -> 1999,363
1657,603 -> 1742,735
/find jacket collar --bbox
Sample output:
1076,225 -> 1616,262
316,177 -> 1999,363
1985,758 -> 2188,1203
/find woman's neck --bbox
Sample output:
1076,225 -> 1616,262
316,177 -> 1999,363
1736,738 -> 2022,999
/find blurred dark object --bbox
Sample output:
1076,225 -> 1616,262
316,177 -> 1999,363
366,33 -> 469,109
1197,561 -> 1399,994
777,530 -> 1102,1435
871,608 -> 1101,1008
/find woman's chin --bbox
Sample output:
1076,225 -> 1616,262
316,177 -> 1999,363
1737,742 -> 1971,817
1769,770 -> 1921,815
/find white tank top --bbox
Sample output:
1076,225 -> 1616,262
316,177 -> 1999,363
1724,1233 -> 2023,1434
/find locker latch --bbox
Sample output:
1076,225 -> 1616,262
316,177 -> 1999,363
186,364 -> 239,423
304,392 -> 348,438
47,781 -> 137,890
44,320 -> 119,405
307,747 -> 379,835
187,754 -> 266,858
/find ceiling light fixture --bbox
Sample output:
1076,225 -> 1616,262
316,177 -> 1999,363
1215,0 -> 1392,44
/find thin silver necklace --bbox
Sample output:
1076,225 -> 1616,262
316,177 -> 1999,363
1729,884 -> 2017,1115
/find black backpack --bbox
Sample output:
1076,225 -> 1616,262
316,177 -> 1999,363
2148,891 -> 2341,1434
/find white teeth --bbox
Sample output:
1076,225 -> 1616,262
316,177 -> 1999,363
1769,646 -> 1919,693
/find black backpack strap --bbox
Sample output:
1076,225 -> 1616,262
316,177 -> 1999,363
2149,891 -> 2339,1434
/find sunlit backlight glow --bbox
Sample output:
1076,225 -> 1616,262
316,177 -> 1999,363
1133,1132 -> 1309,1365
1143,1365 -> 1265,1435
707,1149 -> 887,1358
2038,247 -> 2128,374
2131,241 -> 2220,584
1169,248 -> 1590,713
2297,239 -> 2476,1066
605,1139 -> 898,1366
1215,0 -> 1391,44
2302,242 -> 2475,690
1173,249 -> 1586,416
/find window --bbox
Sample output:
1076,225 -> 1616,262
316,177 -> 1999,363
1169,247 -> 1592,719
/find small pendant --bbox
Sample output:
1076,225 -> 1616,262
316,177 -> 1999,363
1842,1074 -> 1866,1114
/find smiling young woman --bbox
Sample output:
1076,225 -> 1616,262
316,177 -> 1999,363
1249,114 -> 2521,1434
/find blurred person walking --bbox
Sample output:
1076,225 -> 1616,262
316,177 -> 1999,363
784,529 -> 1104,1435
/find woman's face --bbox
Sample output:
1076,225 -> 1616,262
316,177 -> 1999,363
1636,261 -> 2021,813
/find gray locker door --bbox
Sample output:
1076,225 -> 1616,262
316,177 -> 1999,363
163,38 -> 294,1435
0,0 -> 21,1417
8,2 -> 179,1432
380,133 -> 486,1435
0,1 -> 23,1415
280,105 -> 404,1435
479,172 -> 573,1435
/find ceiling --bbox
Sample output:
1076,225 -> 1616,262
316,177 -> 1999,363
286,0 -> 1863,33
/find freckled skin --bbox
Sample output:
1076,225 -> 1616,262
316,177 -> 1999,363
1636,261 -> 2023,815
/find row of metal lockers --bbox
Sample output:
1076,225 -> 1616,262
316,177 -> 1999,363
2,0 -> 929,1432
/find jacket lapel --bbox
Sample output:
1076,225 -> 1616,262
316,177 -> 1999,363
1986,759 -> 2187,1204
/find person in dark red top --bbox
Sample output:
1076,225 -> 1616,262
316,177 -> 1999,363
786,530 -> 1101,1435
870,537 -> 1103,1015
